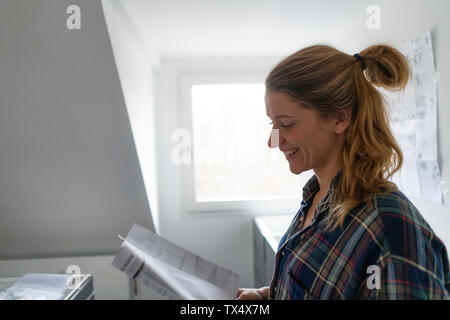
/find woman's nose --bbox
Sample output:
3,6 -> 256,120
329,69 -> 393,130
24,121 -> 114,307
268,129 -> 281,148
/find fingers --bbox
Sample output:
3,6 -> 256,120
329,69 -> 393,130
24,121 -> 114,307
236,288 -> 250,300
236,291 -> 251,300
235,289 -> 262,300
236,288 -> 250,299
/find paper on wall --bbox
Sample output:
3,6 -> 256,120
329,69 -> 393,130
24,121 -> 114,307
381,30 -> 443,203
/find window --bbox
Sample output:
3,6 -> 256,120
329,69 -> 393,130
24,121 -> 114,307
180,73 -> 313,213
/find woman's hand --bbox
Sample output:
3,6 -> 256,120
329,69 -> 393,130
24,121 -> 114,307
235,287 -> 269,300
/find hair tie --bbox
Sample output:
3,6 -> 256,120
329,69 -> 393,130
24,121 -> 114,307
353,53 -> 366,70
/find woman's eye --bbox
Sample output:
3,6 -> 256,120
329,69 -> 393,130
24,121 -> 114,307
268,121 -> 293,128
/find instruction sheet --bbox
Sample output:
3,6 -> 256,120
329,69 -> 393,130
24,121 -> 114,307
112,223 -> 240,300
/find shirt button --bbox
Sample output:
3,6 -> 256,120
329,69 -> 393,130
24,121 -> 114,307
281,251 -> 285,257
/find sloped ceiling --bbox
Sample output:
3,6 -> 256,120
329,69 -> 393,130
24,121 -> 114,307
0,0 -> 154,258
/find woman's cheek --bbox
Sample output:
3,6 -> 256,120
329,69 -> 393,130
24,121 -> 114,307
297,146 -> 307,162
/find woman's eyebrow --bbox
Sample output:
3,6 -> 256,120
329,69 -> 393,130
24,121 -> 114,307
270,115 -> 295,119
266,114 -> 295,119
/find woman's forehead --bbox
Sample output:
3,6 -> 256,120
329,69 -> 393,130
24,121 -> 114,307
265,91 -> 304,116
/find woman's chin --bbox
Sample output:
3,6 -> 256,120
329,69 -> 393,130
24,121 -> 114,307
288,163 -> 305,175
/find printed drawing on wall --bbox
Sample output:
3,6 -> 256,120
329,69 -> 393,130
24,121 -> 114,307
380,30 -> 442,203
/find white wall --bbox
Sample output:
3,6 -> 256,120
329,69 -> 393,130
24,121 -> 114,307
101,0 -> 161,234
153,0 -> 450,290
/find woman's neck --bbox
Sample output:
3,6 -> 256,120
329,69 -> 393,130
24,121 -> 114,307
313,159 -> 342,198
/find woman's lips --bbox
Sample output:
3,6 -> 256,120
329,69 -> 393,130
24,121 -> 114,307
284,148 -> 299,160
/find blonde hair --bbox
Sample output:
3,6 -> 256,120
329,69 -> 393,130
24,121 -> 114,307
265,44 -> 411,231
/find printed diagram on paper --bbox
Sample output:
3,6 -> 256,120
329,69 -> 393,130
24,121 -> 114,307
381,30 -> 442,203
112,223 -> 240,300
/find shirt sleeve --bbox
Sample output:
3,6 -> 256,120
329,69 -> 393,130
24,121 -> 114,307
368,254 -> 450,300
369,191 -> 450,299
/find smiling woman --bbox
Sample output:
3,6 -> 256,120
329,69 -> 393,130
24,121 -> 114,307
265,91 -> 347,180
236,44 -> 450,300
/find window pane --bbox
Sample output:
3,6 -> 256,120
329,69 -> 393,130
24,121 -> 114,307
191,83 -> 310,202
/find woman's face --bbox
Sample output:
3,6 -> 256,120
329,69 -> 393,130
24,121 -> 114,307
265,90 -> 346,175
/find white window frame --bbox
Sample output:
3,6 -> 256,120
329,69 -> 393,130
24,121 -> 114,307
179,71 -> 307,215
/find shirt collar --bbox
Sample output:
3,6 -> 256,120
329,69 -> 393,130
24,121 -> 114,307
301,170 -> 342,218
302,175 -> 320,202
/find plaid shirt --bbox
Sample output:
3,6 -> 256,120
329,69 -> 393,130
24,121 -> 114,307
269,172 -> 450,299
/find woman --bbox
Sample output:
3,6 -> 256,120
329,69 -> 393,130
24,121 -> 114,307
237,44 -> 450,299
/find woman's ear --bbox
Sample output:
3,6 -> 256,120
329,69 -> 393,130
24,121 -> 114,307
333,111 -> 351,135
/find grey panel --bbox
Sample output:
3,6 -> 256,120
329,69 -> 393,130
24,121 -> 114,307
253,220 -> 266,287
253,218 -> 279,287
0,0 -> 153,258
264,240 -> 276,286
254,265 -> 265,289
253,221 -> 264,271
